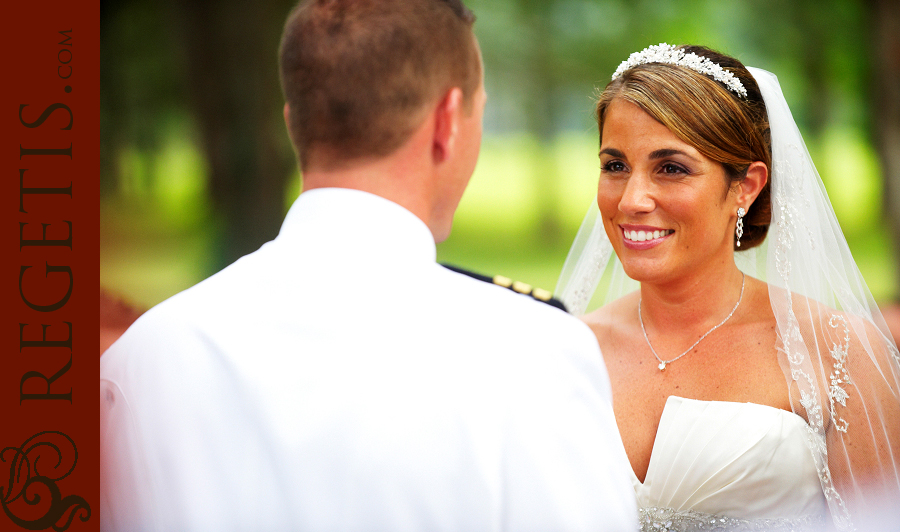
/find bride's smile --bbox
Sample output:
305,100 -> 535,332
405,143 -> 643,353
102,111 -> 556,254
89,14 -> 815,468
620,225 -> 674,248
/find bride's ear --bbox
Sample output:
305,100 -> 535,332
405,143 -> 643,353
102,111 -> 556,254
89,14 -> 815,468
737,161 -> 768,208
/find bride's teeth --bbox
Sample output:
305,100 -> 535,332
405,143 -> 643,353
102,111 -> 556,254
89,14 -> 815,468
625,229 -> 672,241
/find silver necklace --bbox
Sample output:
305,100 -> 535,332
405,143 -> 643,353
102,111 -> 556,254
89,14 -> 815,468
638,273 -> 745,371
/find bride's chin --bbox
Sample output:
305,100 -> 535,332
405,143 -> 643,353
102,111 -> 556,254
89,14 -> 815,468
618,260 -> 671,285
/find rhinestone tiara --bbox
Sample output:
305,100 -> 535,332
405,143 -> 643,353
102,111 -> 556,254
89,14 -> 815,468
611,43 -> 748,98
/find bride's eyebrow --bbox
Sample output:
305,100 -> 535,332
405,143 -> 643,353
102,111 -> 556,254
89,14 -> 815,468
649,148 -> 699,162
599,148 -> 625,158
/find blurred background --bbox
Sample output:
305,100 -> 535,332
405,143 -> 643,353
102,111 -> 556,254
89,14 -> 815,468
100,0 -> 900,323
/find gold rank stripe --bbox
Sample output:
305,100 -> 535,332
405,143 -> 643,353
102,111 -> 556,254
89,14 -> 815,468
532,287 -> 553,302
492,275 -> 513,288
511,281 -> 533,294
442,264 -> 567,312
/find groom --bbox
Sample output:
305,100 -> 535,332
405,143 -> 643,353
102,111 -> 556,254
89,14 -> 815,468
100,0 -> 637,530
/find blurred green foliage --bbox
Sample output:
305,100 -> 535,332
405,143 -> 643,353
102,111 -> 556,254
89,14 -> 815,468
101,0 -> 898,309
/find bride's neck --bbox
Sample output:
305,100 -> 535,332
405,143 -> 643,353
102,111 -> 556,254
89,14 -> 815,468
638,262 -> 745,331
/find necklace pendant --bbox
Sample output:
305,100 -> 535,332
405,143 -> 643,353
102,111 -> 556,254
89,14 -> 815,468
658,362 -> 666,371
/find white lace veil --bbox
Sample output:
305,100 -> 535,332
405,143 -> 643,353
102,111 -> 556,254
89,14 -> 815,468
556,66 -> 900,530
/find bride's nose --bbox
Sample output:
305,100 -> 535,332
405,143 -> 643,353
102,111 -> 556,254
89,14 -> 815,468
618,173 -> 656,215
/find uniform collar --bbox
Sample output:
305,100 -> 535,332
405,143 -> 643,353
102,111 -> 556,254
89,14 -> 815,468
277,188 -> 437,264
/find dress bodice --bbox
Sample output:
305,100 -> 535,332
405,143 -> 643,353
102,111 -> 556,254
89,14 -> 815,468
633,396 -> 828,531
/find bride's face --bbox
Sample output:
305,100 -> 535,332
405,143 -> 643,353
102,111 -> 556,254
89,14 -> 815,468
597,98 -> 738,283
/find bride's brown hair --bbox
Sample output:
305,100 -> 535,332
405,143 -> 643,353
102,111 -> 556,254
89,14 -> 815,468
595,45 -> 772,250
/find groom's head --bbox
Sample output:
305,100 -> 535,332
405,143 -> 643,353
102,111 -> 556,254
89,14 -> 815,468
279,0 -> 482,172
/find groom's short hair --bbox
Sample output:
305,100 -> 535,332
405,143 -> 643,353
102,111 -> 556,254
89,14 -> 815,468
279,0 -> 480,170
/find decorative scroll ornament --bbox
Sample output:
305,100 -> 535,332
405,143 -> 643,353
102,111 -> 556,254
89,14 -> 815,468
1,431 -> 91,531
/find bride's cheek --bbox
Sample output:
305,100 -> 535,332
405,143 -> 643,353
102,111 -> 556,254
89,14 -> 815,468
597,186 -> 622,211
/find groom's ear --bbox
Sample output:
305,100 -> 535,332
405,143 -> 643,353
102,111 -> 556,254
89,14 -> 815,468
431,87 -> 463,164
283,103 -> 298,152
738,161 -> 768,207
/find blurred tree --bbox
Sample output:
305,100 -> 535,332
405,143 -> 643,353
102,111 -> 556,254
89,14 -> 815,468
869,0 -> 900,295
101,0 -> 187,195
102,0 -> 296,270
517,0 -> 564,241
469,0 -> 571,242
170,0 -> 296,267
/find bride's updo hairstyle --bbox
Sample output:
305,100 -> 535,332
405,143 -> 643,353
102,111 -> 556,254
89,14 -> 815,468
596,45 -> 772,250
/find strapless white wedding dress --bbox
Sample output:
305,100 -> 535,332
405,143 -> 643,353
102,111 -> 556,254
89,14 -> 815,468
633,396 -> 829,531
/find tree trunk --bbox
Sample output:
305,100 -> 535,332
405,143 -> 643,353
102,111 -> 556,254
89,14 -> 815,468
870,0 -> 900,299
171,0 -> 296,270
519,0 -> 563,242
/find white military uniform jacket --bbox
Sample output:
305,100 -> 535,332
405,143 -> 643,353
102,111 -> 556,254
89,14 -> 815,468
101,188 -> 637,531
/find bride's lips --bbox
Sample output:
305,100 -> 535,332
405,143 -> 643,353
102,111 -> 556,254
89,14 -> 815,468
620,225 -> 673,250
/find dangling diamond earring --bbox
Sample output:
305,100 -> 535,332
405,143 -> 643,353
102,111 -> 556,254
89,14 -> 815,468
736,207 -> 746,247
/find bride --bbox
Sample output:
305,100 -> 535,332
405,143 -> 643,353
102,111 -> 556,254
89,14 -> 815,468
556,44 -> 900,531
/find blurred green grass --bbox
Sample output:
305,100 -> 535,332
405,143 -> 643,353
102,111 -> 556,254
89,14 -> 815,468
101,131 -> 898,310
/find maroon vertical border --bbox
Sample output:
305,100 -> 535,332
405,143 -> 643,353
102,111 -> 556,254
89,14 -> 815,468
1,1 -> 99,531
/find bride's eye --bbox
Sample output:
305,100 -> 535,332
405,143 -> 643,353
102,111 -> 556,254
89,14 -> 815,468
660,162 -> 688,175
602,161 -> 627,173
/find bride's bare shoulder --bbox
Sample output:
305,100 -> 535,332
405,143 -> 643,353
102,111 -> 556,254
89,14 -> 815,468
579,292 -> 639,337
766,284 -> 898,386
766,285 -> 876,338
